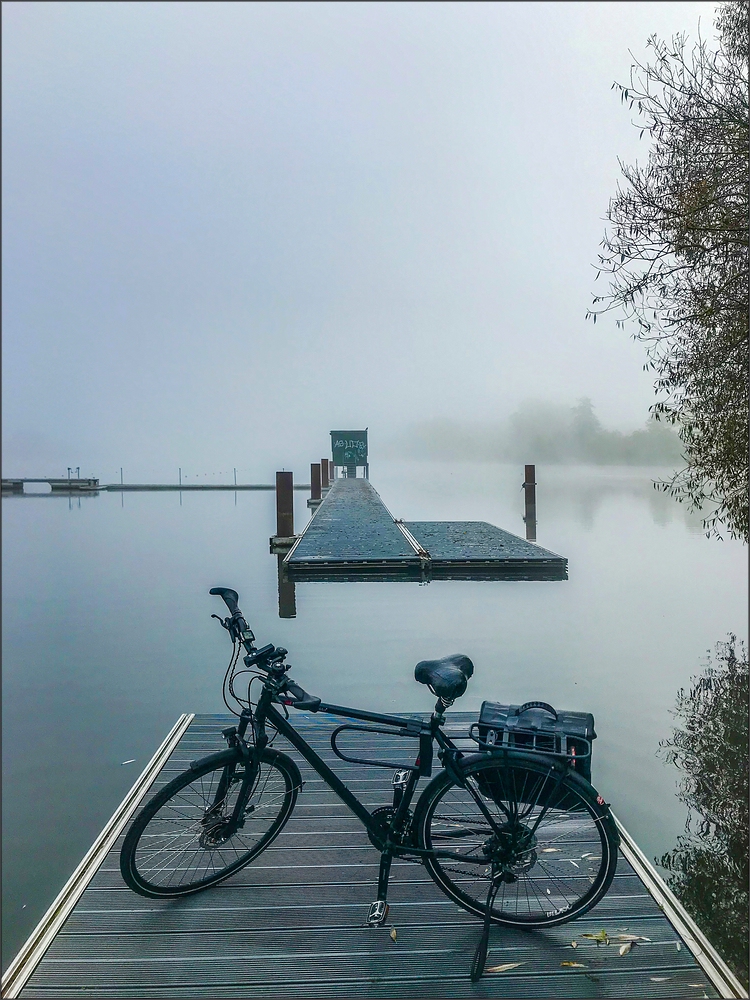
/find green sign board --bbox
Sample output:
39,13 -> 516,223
331,430 -> 368,466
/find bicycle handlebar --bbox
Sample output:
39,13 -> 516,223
209,587 -> 240,615
209,587 -> 253,643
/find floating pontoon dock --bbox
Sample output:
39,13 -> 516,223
3,714 -> 743,999
284,480 -> 567,581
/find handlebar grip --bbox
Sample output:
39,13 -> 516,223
285,681 -> 321,712
209,587 -> 241,615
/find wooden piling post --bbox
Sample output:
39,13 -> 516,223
523,464 -> 537,542
276,472 -> 294,538
321,459 -> 329,489
311,464 -> 321,500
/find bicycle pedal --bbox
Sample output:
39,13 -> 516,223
366,900 -> 390,926
392,769 -> 410,789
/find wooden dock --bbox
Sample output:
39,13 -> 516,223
2,481 -> 312,494
102,484 -> 311,492
284,479 -> 567,581
4,714 -> 742,999
2,478 -> 100,493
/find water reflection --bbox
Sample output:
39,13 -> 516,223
538,468 -> 707,533
277,556 -> 296,618
658,636 -> 749,988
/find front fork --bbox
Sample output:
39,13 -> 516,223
207,709 -> 261,831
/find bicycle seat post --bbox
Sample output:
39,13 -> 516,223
431,695 -> 453,726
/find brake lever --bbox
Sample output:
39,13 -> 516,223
211,614 -> 232,631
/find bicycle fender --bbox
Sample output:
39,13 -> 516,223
189,748 -> 242,771
447,751 -> 620,845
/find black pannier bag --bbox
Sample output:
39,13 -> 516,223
474,701 -> 596,809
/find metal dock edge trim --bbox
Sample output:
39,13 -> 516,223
1,713 -> 195,999
393,519 -> 431,564
283,487 -> 329,565
612,812 -> 747,999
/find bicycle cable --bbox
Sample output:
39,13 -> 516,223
221,638 -> 243,717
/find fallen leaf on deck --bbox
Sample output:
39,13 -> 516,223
650,977 -> 672,982
612,934 -> 650,942
541,848 -> 560,853
580,930 -> 609,944
390,928 -> 397,942
561,961 -> 587,968
486,962 -> 523,973
676,941 -> 682,951
619,942 -> 633,956
570,940 -> 577,949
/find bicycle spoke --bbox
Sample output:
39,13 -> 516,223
421,759 -> 615,926
123,752 -> 297,895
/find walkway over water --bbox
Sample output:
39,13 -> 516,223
285,479 -> 568,580
3,714 -> 739,998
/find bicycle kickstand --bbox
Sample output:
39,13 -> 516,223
366,851 -> 393,926
470,862 -> 502,981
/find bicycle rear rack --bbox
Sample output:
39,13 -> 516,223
468,722 -> 592,764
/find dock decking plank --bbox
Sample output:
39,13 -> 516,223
17,714 -> 724,998
287,479 -> 417,565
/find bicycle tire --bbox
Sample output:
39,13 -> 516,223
413,751 -> 619,928
120,746 -> 301,898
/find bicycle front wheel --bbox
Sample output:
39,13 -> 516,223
414,752 -> 619,928
120,746 -> 300,897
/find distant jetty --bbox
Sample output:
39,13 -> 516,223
2,478 -> 310,493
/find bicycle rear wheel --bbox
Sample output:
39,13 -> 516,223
120,746 -> 300,897
414,752 -> 618,928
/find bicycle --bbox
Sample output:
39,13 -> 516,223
120,587 -> 620,980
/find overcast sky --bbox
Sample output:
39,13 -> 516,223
3,1 -> 718,481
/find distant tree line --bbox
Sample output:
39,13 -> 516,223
388,398 -> 683,465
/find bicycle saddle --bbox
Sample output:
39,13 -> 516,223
415,654 -> 474,701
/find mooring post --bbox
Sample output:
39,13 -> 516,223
321,459 -> 329,489
310,463 -> 321,501
523,464 -> 537,542
276,472 -> 294,538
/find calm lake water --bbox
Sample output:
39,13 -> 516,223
3,462 -> 747,971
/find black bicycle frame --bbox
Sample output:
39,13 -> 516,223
246,687 -> 515,864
